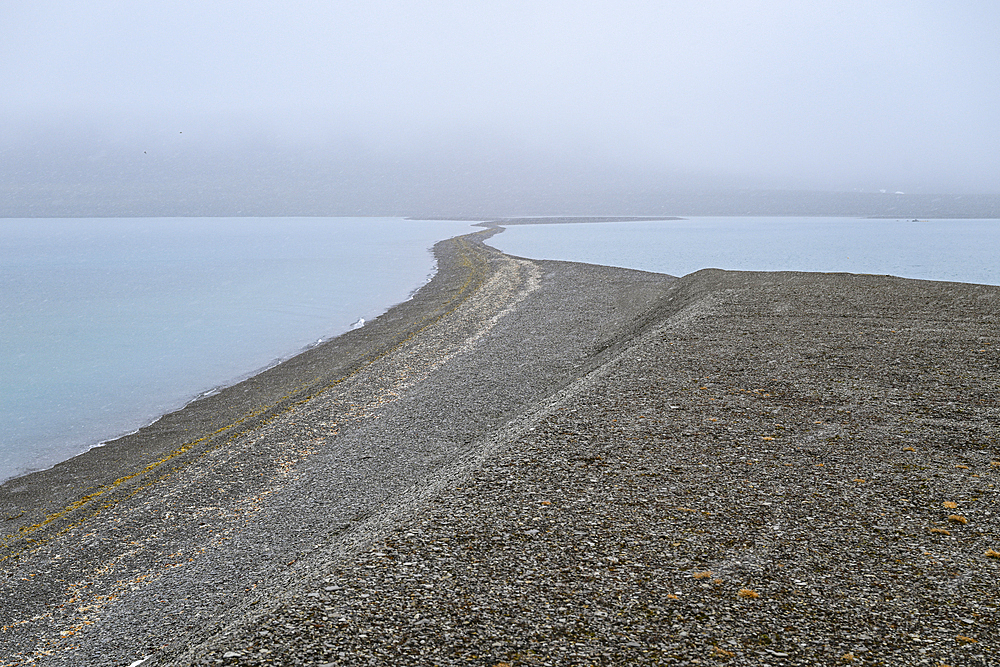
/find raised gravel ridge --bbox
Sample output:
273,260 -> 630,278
0,229 -> 673,666
2,230 -> 998,666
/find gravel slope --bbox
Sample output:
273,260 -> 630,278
3,231 -> 998,666
172,269 -> 999,667
0,230 -> 674,666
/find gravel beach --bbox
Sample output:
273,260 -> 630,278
1,229 -> 997,666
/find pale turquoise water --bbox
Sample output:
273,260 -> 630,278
5,216 -> 998,484
0,218 -> 471,482
487,217 -> 1000,286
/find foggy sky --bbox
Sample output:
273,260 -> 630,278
2,1 -> 999,216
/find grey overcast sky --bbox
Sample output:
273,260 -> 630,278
2,1 -> 999,215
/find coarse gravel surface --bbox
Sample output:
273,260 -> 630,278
175,268 -> 999,667
3,229 -> 998,667
0,229 -> 673,666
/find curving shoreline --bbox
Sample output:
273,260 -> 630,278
0,229 -> 495,543
0,229 -> 675,665
2,230 -> 999,665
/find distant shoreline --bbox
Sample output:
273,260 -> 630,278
473,216 -> 685,227
6,187 -> 1000,219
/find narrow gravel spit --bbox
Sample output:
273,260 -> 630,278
2,229 -> 998,666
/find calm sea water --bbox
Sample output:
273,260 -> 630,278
5,216 -> 998,484
0,217 -> 471,483
487,217 -> 1000,286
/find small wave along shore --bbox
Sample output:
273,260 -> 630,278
1,228 -> 998,666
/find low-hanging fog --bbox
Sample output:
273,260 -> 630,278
2,1 -> 998,217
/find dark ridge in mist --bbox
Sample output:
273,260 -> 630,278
2,179 -> 997,220
3,127 -> 999,219
2,147 -> 999,220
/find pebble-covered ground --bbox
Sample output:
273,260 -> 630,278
188,270 -> 999,667
0,233 -> 674,666
3,233 -> 997,667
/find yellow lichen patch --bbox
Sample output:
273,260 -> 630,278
942,501 -> 958,509
666,593 -> 680,600
955,464 -> 970,470
955,635 -> 977,644
761,436 -> 775,441
737,588 -> 759,599
853,478 -> 866,483
991,461 -> 1000,468
692,571 -> 713,579
903,446 -> 916,452
985,548 -> 1000,559
841,653 -> 856,662
710,646 -> 735,658
947,515 -> 968,525
713,578 -> 724,585
929,527 -> 951,535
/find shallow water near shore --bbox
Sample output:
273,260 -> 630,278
0,217 -> 471,482
4,215 -> 997,485
487,216 -> 1000,286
